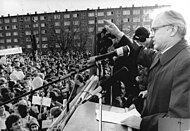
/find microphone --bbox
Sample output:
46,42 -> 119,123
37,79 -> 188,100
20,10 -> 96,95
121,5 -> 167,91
82,67 -> 128,104
88,45 -> 130,63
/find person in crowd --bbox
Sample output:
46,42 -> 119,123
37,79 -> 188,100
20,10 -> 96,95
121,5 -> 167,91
49,106 -> 62,121
15,103 -> 39,130
5,113 -> 29,131
104,9 -> 190,131
28,119 -> 39,131
0,100 -> 10,130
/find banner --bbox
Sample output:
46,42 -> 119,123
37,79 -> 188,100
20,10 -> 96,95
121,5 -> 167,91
0,47 -> 22,56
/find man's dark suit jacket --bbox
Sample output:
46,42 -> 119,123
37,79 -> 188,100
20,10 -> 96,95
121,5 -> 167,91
119,36 -> 190,131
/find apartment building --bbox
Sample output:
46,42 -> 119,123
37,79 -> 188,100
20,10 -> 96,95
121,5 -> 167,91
0,4 -> 170,52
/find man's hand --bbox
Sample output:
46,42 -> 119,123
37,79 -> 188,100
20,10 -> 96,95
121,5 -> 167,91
120,115 -> 142,129
139,90 -> 148,98
104,20 -> 124,40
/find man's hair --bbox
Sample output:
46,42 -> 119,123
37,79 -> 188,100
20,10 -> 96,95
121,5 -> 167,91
133,27 -> 150,42
17,104 -> 28,118
5,113 -> 21,131
162,10 -> 186,38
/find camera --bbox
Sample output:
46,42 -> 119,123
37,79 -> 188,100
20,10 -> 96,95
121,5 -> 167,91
97,28 -> 116,54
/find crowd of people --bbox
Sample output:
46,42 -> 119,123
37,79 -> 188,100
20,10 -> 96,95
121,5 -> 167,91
0,50 -> 92,131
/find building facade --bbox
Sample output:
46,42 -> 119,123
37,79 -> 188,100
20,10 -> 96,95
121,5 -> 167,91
0,4 -> 170,52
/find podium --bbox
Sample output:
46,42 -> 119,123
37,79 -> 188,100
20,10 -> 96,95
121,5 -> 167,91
62,102 -> 129,131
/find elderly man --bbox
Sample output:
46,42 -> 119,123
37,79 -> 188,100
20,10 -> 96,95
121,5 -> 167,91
104,9 -> 190,131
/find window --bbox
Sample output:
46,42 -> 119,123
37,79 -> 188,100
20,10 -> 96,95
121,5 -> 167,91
73,13 -> 79,18
122,25 -> 130,31
123,10 -> 130,15
33,23 -> 39,28
133,9 -> 140,15
13,32 -> 18,36
24,17 -> 30,21
64,21 -> 70,26
107,11 -> 113,16
0,19 -> 2,24
4,18 -> 10,23
88,12 -> 95,17
88,20 -> 95,24
19,25 -> 24,30
133,17 -> 140,22
42,37 -> 47,41
143,9 -> 153,14
123,18 -> 130,22
97,12 -> 104,16
6,39 -> 12,43
0,39 -> 5,43
33,16 -> 38,21
97,19 -> 104,24
41,23 -> 46,27
6,32 -> 11,36
19,17 -> 24,21
25,24 -> 31,28
12,25 -> 18,29
26,37 -> 31,42
33,30 -> 39,35
55,22 -> 60,26
0,37 -> 4,42
64,14 -> 70,18
41,30 -> 46,34
0,33 -> 3,37
55,29 -> 61,34
73,21 -> 79,25
88,27 -> 94,32
54,14 -> 60,19
0,26 -> 3,30
5,26 -> 11,30
143,15 -> 151,22
81,12 -> 86,18
12,18 -> 17,22
25,31 -> 31,35
40,16 -> 45,20
13,38 -> 18,42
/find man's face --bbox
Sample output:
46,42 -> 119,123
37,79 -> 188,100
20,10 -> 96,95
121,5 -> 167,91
151,13 -> 173,52
30,124 -> 39,131
0,105 -> 5,115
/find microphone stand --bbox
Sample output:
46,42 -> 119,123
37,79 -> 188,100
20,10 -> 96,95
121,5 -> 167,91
97,62 -> 103,131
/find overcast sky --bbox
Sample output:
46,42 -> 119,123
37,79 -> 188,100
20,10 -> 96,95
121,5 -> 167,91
0,0 -> 176,16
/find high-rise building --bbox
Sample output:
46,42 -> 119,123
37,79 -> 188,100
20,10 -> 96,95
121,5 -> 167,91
0,4 -> 170,52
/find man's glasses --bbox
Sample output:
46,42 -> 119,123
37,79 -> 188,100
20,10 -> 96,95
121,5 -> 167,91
151,24 -> 173,34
